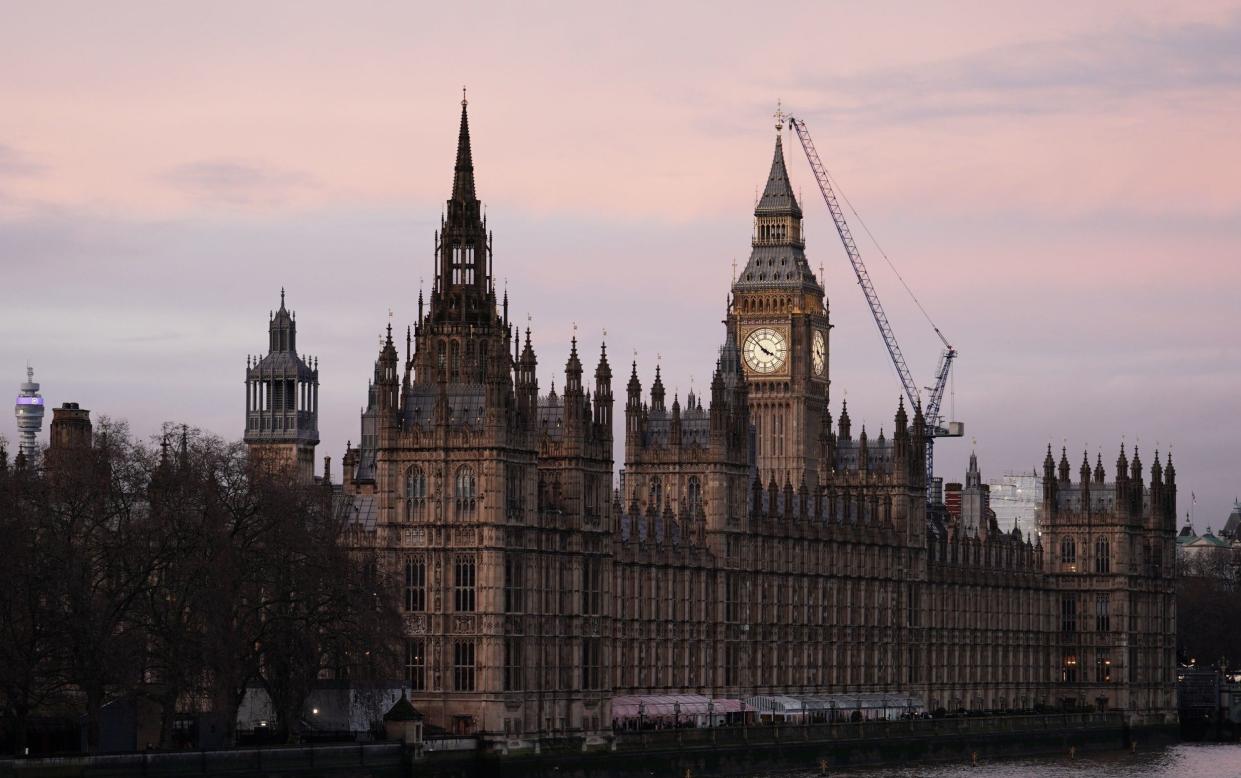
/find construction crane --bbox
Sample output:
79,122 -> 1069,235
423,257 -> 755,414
786,115 -> 962,499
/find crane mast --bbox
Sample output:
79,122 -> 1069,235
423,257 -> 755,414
787,115 -> 959,499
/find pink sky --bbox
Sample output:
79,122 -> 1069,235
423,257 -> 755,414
2,2 -> 1239,527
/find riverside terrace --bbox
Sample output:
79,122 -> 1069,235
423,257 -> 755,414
0,713 -> 1177,777
609,692 -> 927,727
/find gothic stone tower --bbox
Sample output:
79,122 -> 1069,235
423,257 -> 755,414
244,291 -> 320,481
1039,444 -> 1178,720
728,113 -> 829,491
341,97 -> 613,743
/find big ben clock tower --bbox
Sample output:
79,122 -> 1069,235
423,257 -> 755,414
728,107 -> 829,489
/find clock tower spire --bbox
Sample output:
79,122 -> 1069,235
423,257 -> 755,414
727,108 -> 830,488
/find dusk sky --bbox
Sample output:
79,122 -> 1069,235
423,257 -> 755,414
1,2 -> 1237,529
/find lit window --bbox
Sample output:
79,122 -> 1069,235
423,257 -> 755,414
406,639 -> 426,691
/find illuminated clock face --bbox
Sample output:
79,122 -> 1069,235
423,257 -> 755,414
812,330 -> 826,377
743,328 -> 788,374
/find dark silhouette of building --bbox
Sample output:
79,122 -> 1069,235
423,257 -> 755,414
50,402 -> 92,451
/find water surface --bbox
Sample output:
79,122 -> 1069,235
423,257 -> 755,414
765,743 -> 1241,778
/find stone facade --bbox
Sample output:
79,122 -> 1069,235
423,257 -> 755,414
273,99 -> 1178,744
1039,445 -> 1178,715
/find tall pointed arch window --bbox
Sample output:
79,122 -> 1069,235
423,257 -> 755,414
1060,537 -> 1077,572
451,245 -> 476,285
455,465 -> 477,517
405,466 -> 427,521
649,477 -> 662,511
404,556 -> 426,612
687,476 -> 703,516
1095,538 -> 1110,574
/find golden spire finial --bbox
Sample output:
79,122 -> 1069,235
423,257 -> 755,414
462,85 -> 468,107
774,99 -> 784,132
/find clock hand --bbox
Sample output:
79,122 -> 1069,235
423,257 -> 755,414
759,345 -> 773,357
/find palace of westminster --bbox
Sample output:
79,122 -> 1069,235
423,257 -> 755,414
241,99 -> 1178,741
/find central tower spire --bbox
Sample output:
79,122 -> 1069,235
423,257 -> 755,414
452,90 -> 475,202
732,113 -> 816,292
431,93 -> 493,325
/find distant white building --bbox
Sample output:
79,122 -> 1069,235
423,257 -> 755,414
987,471 -> 1043,536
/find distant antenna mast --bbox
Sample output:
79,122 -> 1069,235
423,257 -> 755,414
15,366 -> 45,459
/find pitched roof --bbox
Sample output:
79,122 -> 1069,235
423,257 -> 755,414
1222,499 -> 1241,538
732,131 -> 822,293
384,694 -> 423,722
756,133 -> 802,217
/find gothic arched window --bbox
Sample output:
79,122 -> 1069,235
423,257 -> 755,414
455,465 -> 477,517
405,466 -> 427,520
687,476 -> 702,516
1095,538 -> 1110,573
1060,537 -> 1076,570
649,477 -> 662,511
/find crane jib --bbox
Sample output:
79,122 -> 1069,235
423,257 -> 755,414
786,115 -> 961,496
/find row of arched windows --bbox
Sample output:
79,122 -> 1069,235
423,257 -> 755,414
757,223 -> 790,241
643,476 -> 703,515
1059,537 -> 1111,573
432,338 -> 491,383
738,296 -> 793,313
404,464 -> 476,519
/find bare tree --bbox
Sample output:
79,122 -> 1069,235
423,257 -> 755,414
0,421 -> 402,752
38,419 -> 160,752
1177,550 -> 1241,669
140,426 -> 238,747
248,472 -> 401,742
0,446 -> 68,755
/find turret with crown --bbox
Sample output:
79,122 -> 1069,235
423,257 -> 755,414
244,288 -> 320,481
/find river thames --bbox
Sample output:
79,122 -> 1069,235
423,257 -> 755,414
770,743 -> 1241,778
